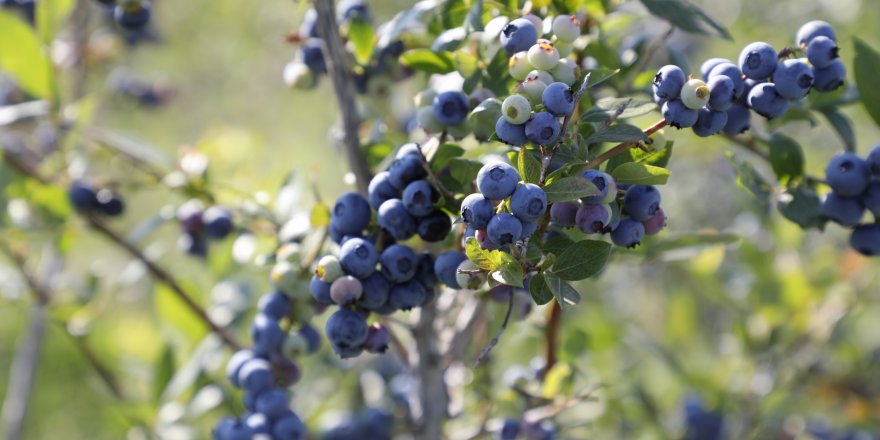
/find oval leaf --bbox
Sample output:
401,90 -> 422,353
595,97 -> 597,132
399,49 -> 456,74
543,176 -> 600,203
854,38 -> 880,129
551,239 -> 612,281
611,162 -> 670,185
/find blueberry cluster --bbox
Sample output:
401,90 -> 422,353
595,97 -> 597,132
176,199 -> 235,257
310,144 -> 453,357
89,0 -> 152,31
654,20 -> 845,136
68,180 -> 127,217
212,291 -> 321,439
820,146 -> 880,256
550,171 -> 666,248
461,161 -> 547,251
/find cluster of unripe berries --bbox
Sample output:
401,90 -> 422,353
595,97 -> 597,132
176,199 -> 235,257
90,0 -> 153,31
213,291 -> 322,439
550,170 -> 666,248
310,144 -> 452,357
68,180 -> 126,217
820,145 -> 880,256
654,20 -> 845,136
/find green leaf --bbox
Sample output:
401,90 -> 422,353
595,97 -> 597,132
463,0 -> 484,32
310,202 -> 331,227
0,10 -> 54,99
552,239 -> 612,281
430,143 -> 465,171
584,123 -> 649,145
543,176 -> 600,202
492,258 -> 524,287
528,273 -> 554,305
447,158 -> 483,188
36,0 -> 75,44
584,97 -> 657,121
645,232 -> 740,256
606,142 -> 674,172
153,345 -> 176,403
854,38 -> 880,128
819,108 -> 856,152
465,237 -> 506,271
544,273 -> 581,307
154,284 -> 208,343
542,235 -> 574,257
765,134 -> 804,184
611,162 -> 670,185
639,0 -> 731,39
348,17 -> 375,65
399,49 -> 456,74
778,184 -> 826,230
726,153 -> 772,209
517,149 -> 542,184
582,68 -> 620,88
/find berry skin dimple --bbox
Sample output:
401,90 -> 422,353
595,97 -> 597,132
812,59 -> 846,92
738,42 -> 777,80
542,82 -> 575,117
825,153 -> 870,197
623,185 -> 661,222
524,111 -> 561,145
509,183 -> 547,222
806,36 -> 839,69
500,18 -> 538,54
652,65 -> 686,101
502,94 -> 532,124
477,162 -> 520,200
772,59 -> 814,100
433,91 -> 470,126
487,213 -> 523,246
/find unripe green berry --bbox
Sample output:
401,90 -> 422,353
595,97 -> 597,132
551,58 -> 577,85
283,62 -> 316,90
649,129 -> 668,149
315,255 -> 342,282
447,122 -> 471,139
680,78 -> 710,110
275,242 -> 302,265
554,39 -> 573,58
414,89 -> 437,108
468,98 -> 503,142
522,14 -> 543,33
417,106 -> 444,133
508,52 -> 532,81
526,69 -> 554,85
527,39 -> 560,71
502,94 -> 532,124
515,77 -> 547,104
283,331 -> 310,357
455,259 -> 485,290
271,261 -> 300,296
551,15 -> 581,42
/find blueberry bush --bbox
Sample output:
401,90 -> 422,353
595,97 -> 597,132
2,0 -> 880,439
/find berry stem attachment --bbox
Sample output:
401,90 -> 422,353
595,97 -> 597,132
540,73 -> 592,185
581,118 -> 668,171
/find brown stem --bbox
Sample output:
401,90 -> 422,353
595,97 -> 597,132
581,118 -> 668,171
313,0 -> 373,194
543,300 -> 562,377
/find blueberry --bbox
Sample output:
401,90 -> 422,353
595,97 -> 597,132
500,418 -> 521,440
700,58 -> 731,80
257,291 -> 292,320
850,224 -> 880,256
69,181 -> 99,212
796,20 -> 836,47
821,192 -> 864,227
692,108 -> 728,137
298,324 -> 321,354
643,207 -> 667,235
325,308 -> 369,356
433,91 -> 470,126
683,396 -> 724,440
747,83 -> 788,119
434,251 -> 467,289
475,228 -> 497,250
339,237 -> 378,278
623,185 -> 661,221
549,201 -> 579,227
772,59 -> 813,100
299,8 -> 319,38
415,252 -> 437,290
417,210 -> 452,242
178,233 -> 208,257
662,99 -> 699,129
487,213 -> 523,246
509,183 -> 547,222
368,171 -> 400,210
708,62 -> 745,98
520,220 -> 538,238
377,199 -> 417,241
500,18 -> 538,54
310,275 -> 333,305
542,82 -> 575,117
825,153 -> 870,196
96,189 -> 126,216
580,170 -> 617,205
332,192 -> 372,236
272,412 -> 307,440
461,193 -> 495,229
706,75 -> 735,112
337,0 -> 370,23
866,145 -> 880,177
238,358 -> 273,393
352,272 -> 389,311
417,105 -> 444,133
575,204 -> 610,234
364,323 -> 390,353
225,349 -> 255,388
738,42 -> 777,80
722,104 -> 751,135
380,244 -> 418,283
212,418 -> 253,440
388,153 -> 427,190
402,180 -> 435,217
330,275 -> 363,304
812,59 -> 846,92
495,117 -> 528,146
301,39 -> 326,74
806,36 -> 839,69
389,279 -> 428,310
202,206 -> 234,239
245,413 -> 272,434
251,314 -> 284,355
524,111 -> 561,145
256,388 -> 289,420
502,94 -> 532,125
477,162 -> 520,200
651,65 -> 686,101
611,218 -> 645,248
114,2 -> 150,30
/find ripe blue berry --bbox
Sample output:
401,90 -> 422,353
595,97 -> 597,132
298,325 -> 321,354
796,20 -> 836,47
866,145 -> 880,177
500,18 -> 538,54
433,91 -> 470,126
378,199 -> 416,240
662,99 -> 698,129
356,272 -> 391,310
706,75 -> 735,111
812,59 -> 846,92
623,185 -> 661,221
213,418 -> 253,440
330,275 -> 363,304
581,170 -> 617,205
520,220 -> 538,238
225,350 -> 254,388
772,59 -> 813,100
310,275 -> 333,305
722,104 -> 751,135
114,2 -> 150,30
332,192 -> 371,235
245,413 -> 272,434
575,204 -> 610,234
652,65 -> 686,100
747,83 -> 788,119
821,192 -> 864,227
256,388 -> 289,420
389,279 -> 428,310
850,224 -> 880,256
700,58 -> 731,80
251,314 -> 284,355
542,82 -> 575,117
380,244 -> 418,283
495,117 -> 528,146
364,323 -> 391,353
509,183 -> 547,222
500,419 -> 521,440
692,108 -> 728,137
434,251 -> 467,289
643,207 -> 667,235
202,206 -> 234,239
417,210 -> 452,242
96,189 -> 125,216
325,308 -> 369,357
862,182 -> 880,217
272,412 -> 307,440
415,252 -> 437,290
402,180 -> 435,217
477,162 -> 520,200
487,213 -> 523,246
611,218 -> 645,248
738,42 -> 778,80
338,237 -> 378,278
238,358 -> 273,393
708,62 -> 745,98
388,153 -> 427,190
806,36 -> 839,69
368,171 -> 400,210
524,111 -> 561,145
825,153 -> 870,196
461,193 -> 495,229
257,292 -> 291,320
550,201 -> 579,227
69,181 -> 99,212
301,39 -> 327,74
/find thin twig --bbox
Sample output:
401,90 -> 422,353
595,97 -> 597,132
581,118 -> 668,171
472,289 -> 515,368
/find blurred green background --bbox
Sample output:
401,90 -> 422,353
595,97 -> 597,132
2,0 -> 880,438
